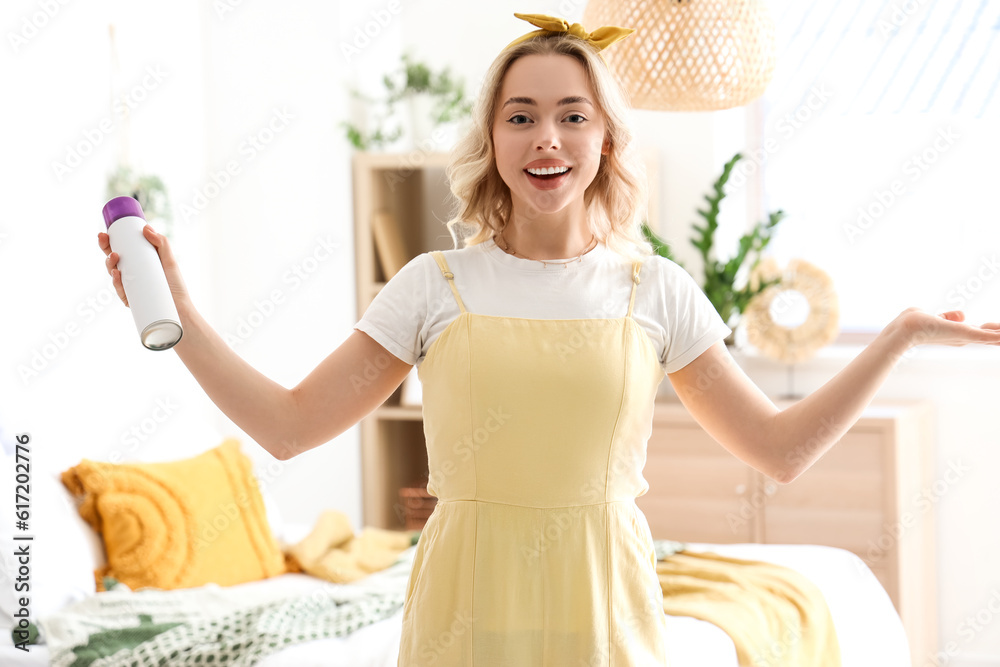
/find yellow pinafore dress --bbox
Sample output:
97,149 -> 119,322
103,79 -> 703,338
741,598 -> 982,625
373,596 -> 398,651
398,251 -> 668,666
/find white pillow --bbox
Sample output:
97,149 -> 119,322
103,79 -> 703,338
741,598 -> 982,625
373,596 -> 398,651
0,453 -> 104,635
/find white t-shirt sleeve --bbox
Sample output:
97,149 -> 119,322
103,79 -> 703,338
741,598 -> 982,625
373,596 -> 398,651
353,253 -> 430,366
658,259 -> 732,374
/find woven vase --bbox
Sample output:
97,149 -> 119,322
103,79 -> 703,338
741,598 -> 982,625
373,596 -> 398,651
582,0 -> 777,111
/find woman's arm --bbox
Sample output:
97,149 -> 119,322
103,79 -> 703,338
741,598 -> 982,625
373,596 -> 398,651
101,225 -> 412,461
175,301 -> 411,460
667,308 -> 1000,484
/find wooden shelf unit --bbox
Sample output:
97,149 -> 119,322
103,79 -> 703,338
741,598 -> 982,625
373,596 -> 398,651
352,151 -> 457,531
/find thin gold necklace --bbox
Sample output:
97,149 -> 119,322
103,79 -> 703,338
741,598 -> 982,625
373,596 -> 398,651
497,231 -> 598,269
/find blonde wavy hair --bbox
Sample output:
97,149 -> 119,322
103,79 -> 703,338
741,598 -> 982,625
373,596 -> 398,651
444,33 -> 653,262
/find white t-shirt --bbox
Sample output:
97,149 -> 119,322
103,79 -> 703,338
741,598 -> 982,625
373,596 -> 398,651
354,238 -> 732,375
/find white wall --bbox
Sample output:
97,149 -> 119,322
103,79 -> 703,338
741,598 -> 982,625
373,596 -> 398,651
0,0 -> 361,532
4,0 -> 1000,662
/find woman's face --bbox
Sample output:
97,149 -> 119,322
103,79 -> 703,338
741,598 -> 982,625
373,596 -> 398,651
492,53 -> 609,219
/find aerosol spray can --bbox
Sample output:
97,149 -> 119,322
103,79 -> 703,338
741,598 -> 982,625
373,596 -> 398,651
102,196 -> 183,350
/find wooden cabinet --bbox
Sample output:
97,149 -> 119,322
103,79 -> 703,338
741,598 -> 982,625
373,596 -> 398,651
639,399 -> 936,666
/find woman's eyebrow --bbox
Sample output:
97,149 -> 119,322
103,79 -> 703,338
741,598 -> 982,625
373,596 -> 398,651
501,96 -> 594,108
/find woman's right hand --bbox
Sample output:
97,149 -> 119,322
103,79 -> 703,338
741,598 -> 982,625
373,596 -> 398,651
98,225 -> 192,310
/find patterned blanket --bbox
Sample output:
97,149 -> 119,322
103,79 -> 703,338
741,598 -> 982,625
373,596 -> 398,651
34,547 -> 414,667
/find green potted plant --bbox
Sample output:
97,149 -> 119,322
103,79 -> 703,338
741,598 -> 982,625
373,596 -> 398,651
643,153 -> 786,341
342,53 -> 473,151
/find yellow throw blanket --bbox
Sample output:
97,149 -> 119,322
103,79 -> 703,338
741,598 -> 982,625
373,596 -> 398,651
657,550 -> 841,667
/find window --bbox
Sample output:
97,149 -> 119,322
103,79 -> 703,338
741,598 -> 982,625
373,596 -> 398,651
744,0 -> 1000,333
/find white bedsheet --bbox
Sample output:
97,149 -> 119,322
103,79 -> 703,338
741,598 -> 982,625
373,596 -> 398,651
0,542 -> 910,667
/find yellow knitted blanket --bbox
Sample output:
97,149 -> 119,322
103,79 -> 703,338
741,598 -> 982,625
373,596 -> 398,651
657,550 -> 841,667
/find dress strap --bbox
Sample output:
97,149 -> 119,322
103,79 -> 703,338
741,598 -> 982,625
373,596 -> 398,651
430,251 -> 468,314
626,261 -> 642,318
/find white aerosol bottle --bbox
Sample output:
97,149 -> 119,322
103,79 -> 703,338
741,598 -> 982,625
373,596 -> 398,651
102,196 -> 183,350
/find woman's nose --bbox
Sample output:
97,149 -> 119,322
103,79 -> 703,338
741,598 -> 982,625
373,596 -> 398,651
533,119 -> 560,151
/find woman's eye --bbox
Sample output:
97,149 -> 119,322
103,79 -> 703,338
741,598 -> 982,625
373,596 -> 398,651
505,113 -> 587,125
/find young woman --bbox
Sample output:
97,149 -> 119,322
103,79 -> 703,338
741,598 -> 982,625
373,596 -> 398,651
99,13 -> 1000,666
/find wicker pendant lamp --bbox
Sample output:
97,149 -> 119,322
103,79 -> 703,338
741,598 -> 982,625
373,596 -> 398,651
582,0 -> 777,111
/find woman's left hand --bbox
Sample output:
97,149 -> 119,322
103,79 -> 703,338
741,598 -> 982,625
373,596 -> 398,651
895,307 -> 1000,348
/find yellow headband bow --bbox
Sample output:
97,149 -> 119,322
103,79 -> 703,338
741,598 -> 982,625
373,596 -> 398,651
503,12 -> 635,52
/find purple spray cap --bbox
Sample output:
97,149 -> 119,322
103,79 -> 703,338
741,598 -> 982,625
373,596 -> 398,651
102,196 -> 146,229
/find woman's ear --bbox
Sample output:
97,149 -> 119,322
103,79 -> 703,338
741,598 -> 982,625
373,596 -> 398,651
601,137 -> 611,155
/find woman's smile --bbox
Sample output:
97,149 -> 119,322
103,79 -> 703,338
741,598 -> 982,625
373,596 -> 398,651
524,160 -> 573,190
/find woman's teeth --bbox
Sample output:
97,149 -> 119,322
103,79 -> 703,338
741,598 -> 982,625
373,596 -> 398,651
526,166 -> 570,178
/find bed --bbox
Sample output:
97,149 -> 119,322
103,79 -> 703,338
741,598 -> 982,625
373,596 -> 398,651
0,441 -> 912,666
0,541 -> 911,665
